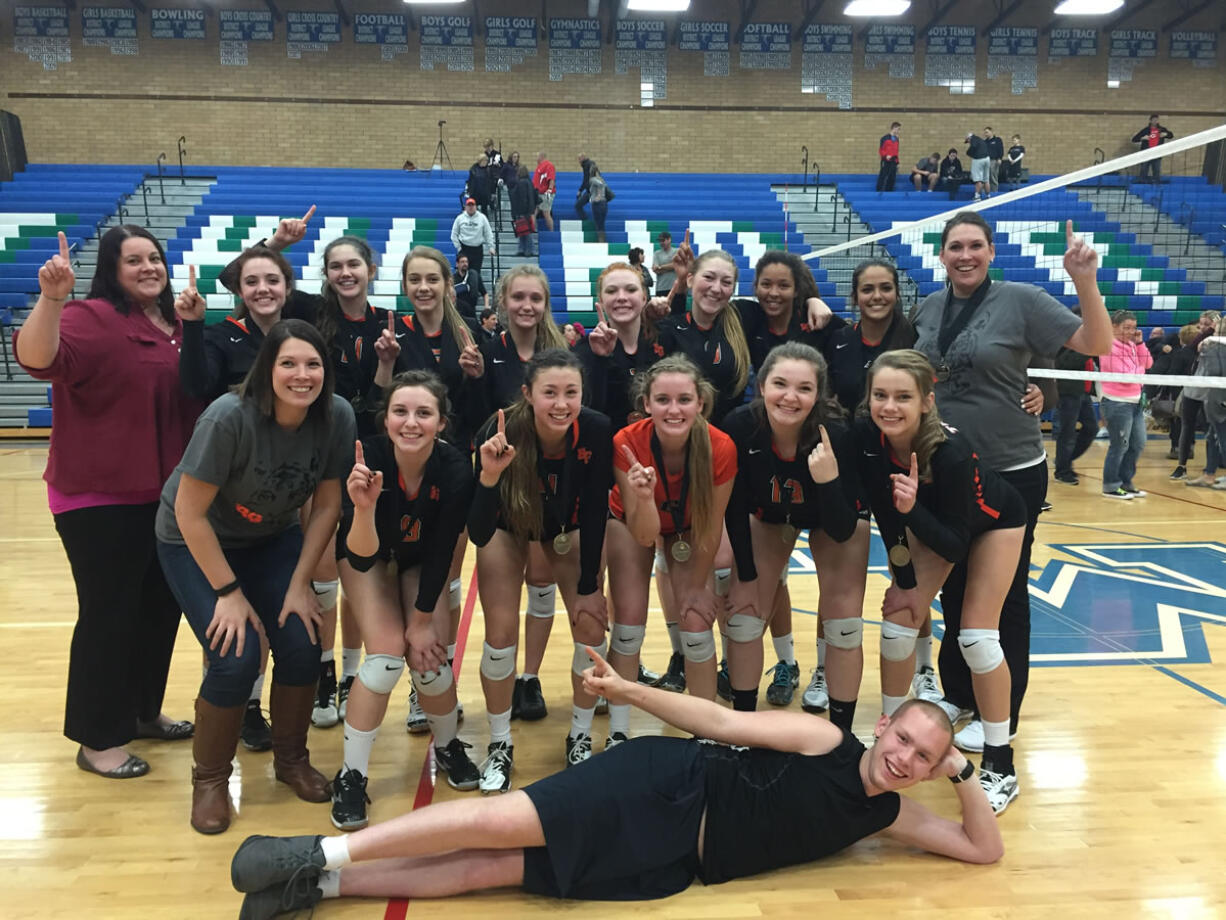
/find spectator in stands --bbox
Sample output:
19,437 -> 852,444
965,131 -> 991,201
652,231 -> 677,295
500,150 -> 521,189
910,153 -> 941,192
450,198 -> 495,283
984,127 -> 1004,194
508,164 -> 539,257
1132,115 -> 1174,184
466,157 -> 492,216
479,308 -> 500,343
1099,310 -> 1153,499
563,323 -> 579,347
482,139 -> 503,197
532,151 -> 557,233
482,138 -> 503,169
575,155 -> 595,215
453,253 -> 488,321
628,247 -> 654,293
1159,324 -> 1199,470
1146,325 -> 1167,358
1169,311 -> 1222,469
1003,135 -> 1026,185
1053,311 -> 1099,486
876,122 -> 901,192
584,165 -> 611,244
939,149 -> 964,192
15,227 -> 200,779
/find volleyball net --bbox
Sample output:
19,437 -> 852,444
799,123 -> 1226,389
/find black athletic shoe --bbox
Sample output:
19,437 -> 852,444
637,663 -> 661,684
716,658 -> 733,702
510,676 -> 524,720
1053,471 -> 1080,485
517,676 -> 547,721
238,868 -> 323,920
654,652 -> 686,693
240,699 -> 272,752
337,675 -> 354,720
231,833 -> 325,893
311,662 -> 339,728
434,737 -> 480,791
765,660 -> 800,706
330,768 -> 370,831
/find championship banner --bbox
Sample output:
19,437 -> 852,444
1047,28 -> 1097,60
678,19 -> 729,76
13,5 -> 72,68
219,8 -> 273,66
150,7 -> 206,40
987,27 -> 1037,94
616,19 -> 668,101
1170,31 -> 1216,66
484,15 -> 536,72
864,24 -> 914,79
925,25 -> 976,93
420,13 -> 473,71
82,7 -> 138,55
739,21 -> 790,70
801,24 -> 852,109
1108,29 -> 1156,85
548,17 -> 601,81
354,12 -> 407,61
286,10 -> 340,58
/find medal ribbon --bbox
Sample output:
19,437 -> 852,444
650,430 -> 690,537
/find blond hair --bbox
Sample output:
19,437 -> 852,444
495,264 -> 567,352
691,249 -> 750,395
401,246 -> 472,351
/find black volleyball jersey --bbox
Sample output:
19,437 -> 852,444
574,329 -> 667,429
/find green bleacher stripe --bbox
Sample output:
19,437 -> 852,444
1172,311 -> 1201,324
588,268 -> 602,282
197,265 -> 223,280
342,228 -> 369,239
988,268 -> 1003,280
731,221 -> 754,232
1132,311 -> 1149,324
583,230 -> 597,243
1097,282 -> 1113,294
18,225 -> 60,237
217,239 -> 242,252
197,280 -> 219,294
608,244 -> 630,256
1042,243 -> 1064,256
417,219 -> 438,232
1030,233 -> 1062,244
760,233 -> 784,247
348,218 -> 372,231
54,213 -> 78,224
646,221 -> 670,234
204,309 -> 230,325
1177,296 -> 1203,309
1158,282 -> 1180,295
923,232 -> 941,244
0,251 -> 13,263
1104,296 -> 1130,310
224,227 -> 249,240
1102,256 -> 1148,268
1110,243 -> 1131,255
4,238 -> 30,250
233,216 -> 257,228
395,296 -> 414,311
568,311 -> 598,328
1141,269 -> 1164,281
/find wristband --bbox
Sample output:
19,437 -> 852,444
214,579 -> 241,598
949,759 -> 976,784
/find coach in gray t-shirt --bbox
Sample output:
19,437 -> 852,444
910,211 -> 1110,749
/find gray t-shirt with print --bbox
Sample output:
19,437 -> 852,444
156,393 -> 356,547
913,280 -> 1081,470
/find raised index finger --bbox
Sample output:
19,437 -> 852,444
354,439 -> 365,467
909,452 -> 919,479
387,311 -> 395,334
1065,218 -> 1075,247
818,423 -> 831,449
620,443 -> 640,467
57,230 -> 69,260
302,204 -> 317,224
188,262 -> 196,287
595,300 -> 608,327
496,408 -> 506,435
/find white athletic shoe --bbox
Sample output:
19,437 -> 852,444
953,719 -> 1017,753
936,698 -> 975,727
405,687 -> 428,735
479,741 -> 514,794
978,765 -> 1019,815
911,666 -> 942,703
802,666 -> 829,713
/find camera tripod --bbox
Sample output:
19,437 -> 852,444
432,119 -> 452,170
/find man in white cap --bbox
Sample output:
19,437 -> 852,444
450,196 -> 496,283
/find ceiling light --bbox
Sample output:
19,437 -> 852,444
1053,0 -> 1124,13
844,0 -> 911,16
628,0 -> 691,10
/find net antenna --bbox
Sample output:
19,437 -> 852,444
432,119 -> 453,171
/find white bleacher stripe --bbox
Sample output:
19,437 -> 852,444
565,281 -> 594,297
1152,296 -> 1178,310
1118,268 -> 1141,282
0,212 -> 57,223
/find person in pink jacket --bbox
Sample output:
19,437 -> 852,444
1099,310 -> 1153,499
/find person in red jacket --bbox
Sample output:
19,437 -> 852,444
1132,115 -> 1174,184
876,122 -> 901,192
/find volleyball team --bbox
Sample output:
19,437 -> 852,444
18,205 -> 1110,904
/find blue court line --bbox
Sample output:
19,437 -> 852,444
1152,666 -> 1226,706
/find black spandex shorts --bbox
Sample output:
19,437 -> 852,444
521,735 -> 707,901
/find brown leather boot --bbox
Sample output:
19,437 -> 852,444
190,697 -> 244,834
270,682 -> 330,803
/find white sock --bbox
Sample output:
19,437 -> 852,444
817,637 -> 827,669
320,836 -> 351,870
341,722 -> 379,776
488,707 -> 513,745
341,647 -> 362,680
882,693 -> 907,716
569,703 -> 597,738
320,648 -> 335,664
317,869 -> 340,900
983,718 -> 1012,747
446,643 -> 457,663
520,671 -> 538,682
609,703 -> 631,735
249,673 -> 264,702
666,621 -> 682,654
915,634 -> 933,670
428,705 -> 460,747
772,633 -> 795,665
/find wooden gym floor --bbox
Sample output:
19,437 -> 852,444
1,435 -> 1224,919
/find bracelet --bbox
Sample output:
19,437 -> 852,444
43,295 -> 68,303
214,579 -> 241,598
949,759 -> 976,784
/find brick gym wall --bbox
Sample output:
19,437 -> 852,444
3,0 -> 1223,178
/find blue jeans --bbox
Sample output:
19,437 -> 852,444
1101,398 -> 1146,491
1054,393 -> 1098,476
156,527 -> 319,707
1201,423 -> 1226,475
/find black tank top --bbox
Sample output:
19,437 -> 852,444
698,731 -> 901,884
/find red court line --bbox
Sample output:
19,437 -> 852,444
383,566 -> 479,920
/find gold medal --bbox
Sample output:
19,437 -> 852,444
780,523 -> 798,545
670,539 -> 692,563
552,532 -> 573,555
888,542 -> 912,567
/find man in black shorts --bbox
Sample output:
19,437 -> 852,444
230,650 -> 1003,917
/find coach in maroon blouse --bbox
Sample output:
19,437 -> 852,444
15,226 -> 203,779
